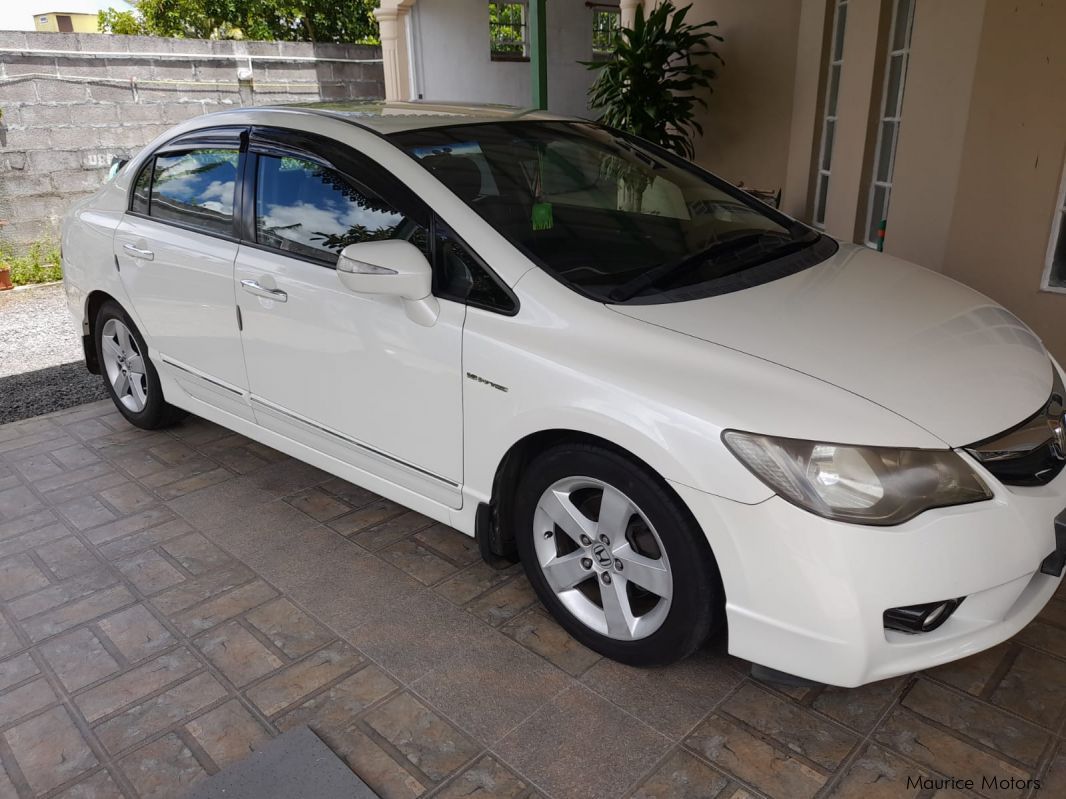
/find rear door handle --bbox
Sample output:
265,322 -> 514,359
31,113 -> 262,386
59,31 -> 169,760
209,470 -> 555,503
122,243 -> 154,261
240,279 -> 288,303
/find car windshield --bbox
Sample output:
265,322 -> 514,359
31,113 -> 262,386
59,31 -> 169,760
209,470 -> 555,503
390,121 -> 824,303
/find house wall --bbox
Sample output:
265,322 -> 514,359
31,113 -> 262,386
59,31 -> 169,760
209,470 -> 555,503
685,0 -> 803,194
938,0 -> 1066,362
0,31 -> 384,245
411,0 -> 612,117
33,13 -> 99,33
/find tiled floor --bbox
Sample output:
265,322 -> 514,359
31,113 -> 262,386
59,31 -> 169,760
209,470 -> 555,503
0,400 -> 1064,799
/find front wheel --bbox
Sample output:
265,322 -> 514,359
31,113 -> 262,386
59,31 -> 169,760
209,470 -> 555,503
514,443 -> 724,666
95,300 -> 185,430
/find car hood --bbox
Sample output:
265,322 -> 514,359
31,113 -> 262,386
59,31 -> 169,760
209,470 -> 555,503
608,243 -> 1053,446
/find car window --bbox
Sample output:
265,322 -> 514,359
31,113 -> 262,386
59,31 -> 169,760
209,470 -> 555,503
255,154 -> 426,262
434,223 -> 515,313
393,122 -> 825,303
131,162 -> 151,215
148,149 -> 239,237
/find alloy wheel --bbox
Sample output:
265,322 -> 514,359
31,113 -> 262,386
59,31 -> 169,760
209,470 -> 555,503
533,476 -> 673,640
100,318 -> 148,413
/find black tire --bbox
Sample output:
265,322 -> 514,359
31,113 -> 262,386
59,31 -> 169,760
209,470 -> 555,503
95,300 -> 186,430
514,443 -> 724,666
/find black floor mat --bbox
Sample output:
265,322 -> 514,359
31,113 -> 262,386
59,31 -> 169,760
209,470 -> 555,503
183,726 -> 379,799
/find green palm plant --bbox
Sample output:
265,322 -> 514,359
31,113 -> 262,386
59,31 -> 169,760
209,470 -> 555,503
584,1 -> 723,159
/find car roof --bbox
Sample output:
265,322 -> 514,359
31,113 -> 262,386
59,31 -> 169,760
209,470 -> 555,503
259,100 -> 580,135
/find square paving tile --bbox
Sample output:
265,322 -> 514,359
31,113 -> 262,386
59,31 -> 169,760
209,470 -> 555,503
244,597 -> 332,659
496,684 -> 671,799
195,621 -> 285,687
96,603 -> 175,662
119,733 -> 208,799
3,706 -> 98,795
363,691 -> 480,783
184,699 -> 272,769
39,628 -> 120,692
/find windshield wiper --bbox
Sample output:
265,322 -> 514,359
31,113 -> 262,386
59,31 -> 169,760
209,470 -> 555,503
608,225 -> 816,302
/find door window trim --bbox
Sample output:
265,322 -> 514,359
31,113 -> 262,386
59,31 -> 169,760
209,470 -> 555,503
126,126 -> 247,243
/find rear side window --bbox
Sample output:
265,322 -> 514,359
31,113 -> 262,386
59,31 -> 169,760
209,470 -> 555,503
254,154 -> 425,262
131,163 -> 151,215
148,149 -> 239,236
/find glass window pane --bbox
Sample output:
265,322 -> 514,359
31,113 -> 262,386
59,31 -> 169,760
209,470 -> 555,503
876,121 -> 896,183
822,119 -> 836,171
892,0 -> 913,52
869,184 -> 888,244
150,149 -> 238,236
815,173 -> 830,226
885,54 -> 904,118
1052,213 -> 1066,287
834,2 -> 848,61
827,64 -> 841,117
255,155 -> 418,261
131,162 -> 152,215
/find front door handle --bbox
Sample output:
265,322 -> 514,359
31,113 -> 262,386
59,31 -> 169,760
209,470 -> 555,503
240,279 -> 288,303
122,243 -> 154,261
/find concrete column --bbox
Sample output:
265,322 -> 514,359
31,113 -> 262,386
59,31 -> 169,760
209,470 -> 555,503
781,0 -> 832,219
883,0 -> 985,270
375,1 -> 416,102
620,0 -> 643,29
822,0 -> 889,242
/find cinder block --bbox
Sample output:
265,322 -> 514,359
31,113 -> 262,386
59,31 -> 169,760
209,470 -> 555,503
34,79 -> 90,103
28,150 -> 82,173
115,103 -> 167,123
52,170 -> 107,194
89,83 -> 135,103
3,56 -> 60,78
18,104 -> 72,128
104,57 -> 156,81
161,103 -> 206,124
0,32 -> 28,50
262,63 -> 320,84
151,60 -> 198,82
0,79 -> 39,103
47,56 -> 103,79
0,107 -> 21,127
75,104 -> 120,126
34,33 -> 82,52
0,152 -> 28,171
195,62 -> 241,84
49,127 -> 93,149
2,173 -> 53,197
123,36 -> 176,55
2,127 -> 53,151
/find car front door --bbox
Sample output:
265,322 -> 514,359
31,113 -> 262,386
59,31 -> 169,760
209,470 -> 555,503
233,129 -> 465,507
113,127 -> 252,420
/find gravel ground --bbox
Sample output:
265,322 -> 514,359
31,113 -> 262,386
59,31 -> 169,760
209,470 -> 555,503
0,282 -> 108,421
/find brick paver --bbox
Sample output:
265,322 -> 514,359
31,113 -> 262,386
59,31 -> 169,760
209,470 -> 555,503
0,400 -> 1063,798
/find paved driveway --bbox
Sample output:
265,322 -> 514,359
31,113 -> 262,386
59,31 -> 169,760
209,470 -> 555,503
0,401 -> 1064,799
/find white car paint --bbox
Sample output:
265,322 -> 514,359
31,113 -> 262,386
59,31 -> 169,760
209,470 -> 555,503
61,102 -> 1066,686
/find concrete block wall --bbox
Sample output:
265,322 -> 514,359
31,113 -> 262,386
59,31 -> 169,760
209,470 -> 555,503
0,31 -> 384,245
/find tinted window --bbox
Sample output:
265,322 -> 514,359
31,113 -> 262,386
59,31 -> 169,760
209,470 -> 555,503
255,154 -> 425,262
131,162 -> 151,215
435,224 -> 515,313
149,149 -> 238,236
392,122 -> 823,303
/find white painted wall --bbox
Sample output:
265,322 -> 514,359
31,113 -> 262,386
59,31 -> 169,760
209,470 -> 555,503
411,0 -> 613,117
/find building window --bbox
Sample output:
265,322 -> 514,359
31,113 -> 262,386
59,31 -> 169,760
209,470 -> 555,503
591,4 -> 621,58
865,0 -> 916,248
489,2 -> 529,61
813,0 -> 848,229
1044,162 -> 1066,291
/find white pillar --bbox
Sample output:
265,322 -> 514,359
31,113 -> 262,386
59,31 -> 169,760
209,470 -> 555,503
375,0 -> 416,102
620,0 -> 643,29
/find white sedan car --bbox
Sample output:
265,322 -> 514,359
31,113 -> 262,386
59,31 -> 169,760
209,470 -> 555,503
62,102 -> 1065,687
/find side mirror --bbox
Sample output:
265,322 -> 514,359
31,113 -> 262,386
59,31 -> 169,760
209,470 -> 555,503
336,239 -> 438,326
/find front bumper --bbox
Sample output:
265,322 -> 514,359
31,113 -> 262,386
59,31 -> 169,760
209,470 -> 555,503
672,463 -> 1066,687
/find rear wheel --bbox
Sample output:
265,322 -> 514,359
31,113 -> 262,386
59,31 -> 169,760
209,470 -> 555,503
95,301 -> 185,430
515,443 -> 723,665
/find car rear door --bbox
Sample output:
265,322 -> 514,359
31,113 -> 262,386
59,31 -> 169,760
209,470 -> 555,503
233,127 -> 466,507
113,126 -> 252,420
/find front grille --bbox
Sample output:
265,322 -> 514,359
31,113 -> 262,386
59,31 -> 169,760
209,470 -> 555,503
966,372 -> 1065,486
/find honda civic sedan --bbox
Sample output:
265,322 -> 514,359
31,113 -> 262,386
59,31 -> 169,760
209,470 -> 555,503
61,101 -> 1066,686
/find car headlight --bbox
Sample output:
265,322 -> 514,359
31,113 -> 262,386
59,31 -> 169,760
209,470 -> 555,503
722,431 -> 993,525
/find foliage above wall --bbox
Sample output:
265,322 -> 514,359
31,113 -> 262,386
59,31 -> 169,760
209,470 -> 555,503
584,1 -> 722,159
98,0 -> 381,44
